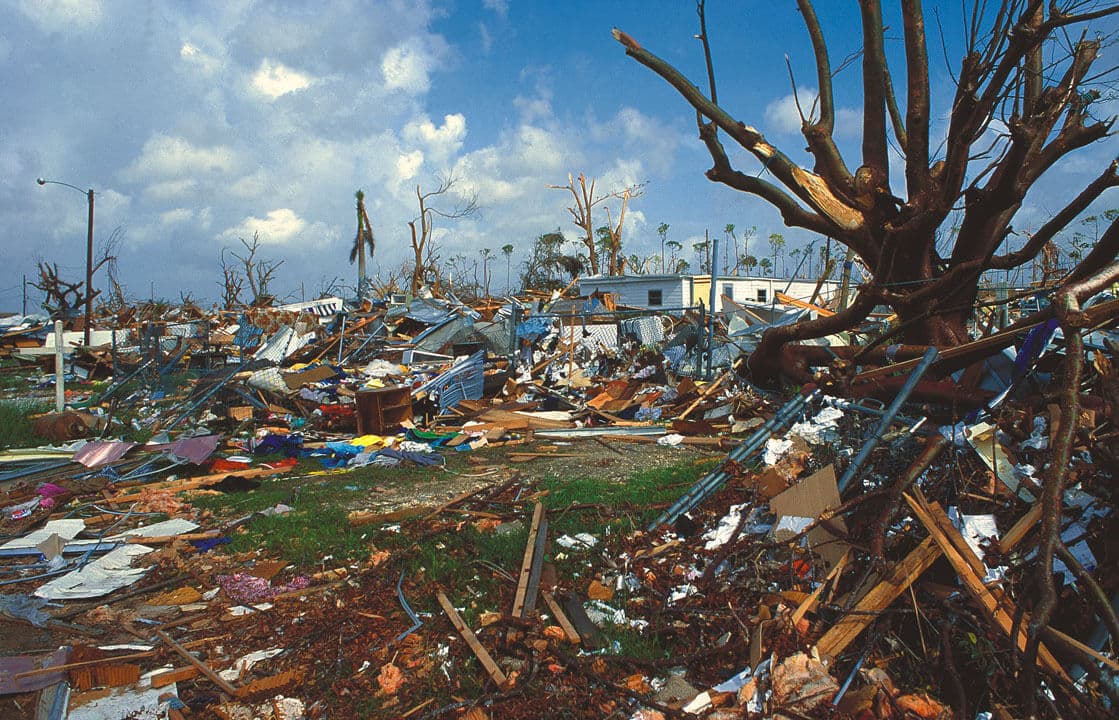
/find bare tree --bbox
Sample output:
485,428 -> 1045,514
227,233 -> 283,307
218,246 -> 244,311
408,176 -> 479,296
548,173 -> 644,276
33,237 -> 115,320
614,1 -> 1119,381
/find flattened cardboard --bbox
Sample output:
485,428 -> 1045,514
769,465 -> 849,570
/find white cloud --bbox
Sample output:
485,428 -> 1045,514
396,150 -> 424,182
251,59 -> 313,99
483,0 -> 509,18
478,22 -> 493,54
514,93 -> 553,123
403,114 -> 467,163
160,208 -> 194,225
221,208 -> 306,245
229,170 -> 268,199
124,135 -> 236,181
764,89 -> 812,135
17,0 -> 102,33
180,42 -> 222,76
381,41 -> 433,94
144,179 -> 199,202
765,87 -> 862,140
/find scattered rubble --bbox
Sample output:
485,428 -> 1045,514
0,282 -> 1116,719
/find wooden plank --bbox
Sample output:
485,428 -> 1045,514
775,291 -> 836,317
156,628 -> 240,696
815,537 -> 942,659
523,518 -> 548,616
541,591 -> 581,644
150,666 -> 201,688
436,591 -> 508,687
791,549 -> 851,627
998,504 -> 1042,553
903,492 -> 1068,681
511,502 -> 545,618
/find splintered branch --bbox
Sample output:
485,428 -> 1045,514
612,28 -> 867,235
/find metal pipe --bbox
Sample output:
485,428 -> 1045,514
53,319 -> 65,412
651,387 -> 820,530
85,188 -> 94,347
706,234 -> 720,380
837,346 -> 939,495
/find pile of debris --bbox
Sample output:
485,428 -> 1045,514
0,284 -> 1115,719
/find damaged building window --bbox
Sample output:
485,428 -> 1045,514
723,283 -> 733,300
647,289 -> 663,306
756,288 -> 767,302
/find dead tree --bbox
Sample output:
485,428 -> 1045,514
614,1 -> 1119,381
33,239 -> 114,320
218,247 -> 244,311
232,233 -> 283,307
407,176 -> 479,296
548,173 -> 644,276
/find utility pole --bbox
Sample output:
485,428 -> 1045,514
22,274 -> 27,315
85,188 -> 94,346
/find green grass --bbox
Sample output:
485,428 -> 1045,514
0,401 -> 50,449
541,460 -> 713,537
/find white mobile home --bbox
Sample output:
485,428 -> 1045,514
576,275 -> 840,311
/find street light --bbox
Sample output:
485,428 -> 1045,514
37,177 -> 95,346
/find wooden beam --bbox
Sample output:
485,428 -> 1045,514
512,502 -> 546,618
156,628 -> 240,696
542,591 -> 582,644
436,591 -> 508,687
903,492 -> 1069,681
815,537 -> 941,659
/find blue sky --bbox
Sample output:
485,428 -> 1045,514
1,1 -> 1117,312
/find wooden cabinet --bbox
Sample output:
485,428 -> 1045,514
356,386 -> 413,435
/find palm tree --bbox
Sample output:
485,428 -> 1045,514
501,244 -> 514,292
767,233 -> 785,278
759,257 -> 772,277
724,223 -> 736,274
789,247 -> 801,278
657,223 -> 669,273
349,190 -> 375,298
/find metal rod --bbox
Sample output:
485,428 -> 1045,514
53,319 -> 65,412
837,346 -> 939,495
706,234 -> 720,380
651,387 -> 820,530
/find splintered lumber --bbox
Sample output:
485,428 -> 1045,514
815,537 -> 941,658
150,666 -> 201,688
998,503 -> 1043,553
523,518 -> 548,616
156,628 -> 240,696
107,464 -> 293,504
512,502 -> 546,618
542,591 -> 581,644
677,372 -> 729,421
791,549 -> 851,627
436,591 -> 508,687
903,491 -> 1068,681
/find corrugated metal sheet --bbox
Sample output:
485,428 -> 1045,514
253,326 -> 314,363
415,350 -> 485,411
